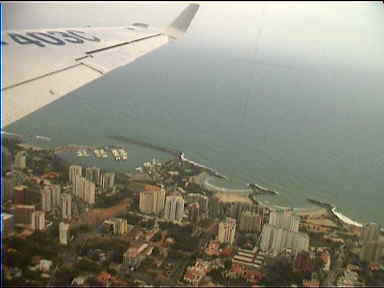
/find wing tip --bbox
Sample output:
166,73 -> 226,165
166,3 -> 200,39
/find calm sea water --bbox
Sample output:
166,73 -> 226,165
6,35 -> 384,226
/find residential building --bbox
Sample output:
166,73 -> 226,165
139,188 -> 166,215
101,172 -> 115,190
2,213 -> 14,236
218,217 -> 236,245
61,193 -> 72,220
153,188 -> 166,214
139,191 -> 154,214
14,151 -> 27,169
85,167 -> 101,185
164,195 -> 184,222
13,185 -> 28,204
239,211 -> 263,233
188,202 -> 200,223
14,204 -> 35,225
104,218 -> 130,235
50,184 -> 61,208
185,193 -> 209,212
31,211 -> 45,231
269,210 -> 300,232
231,248 -> 264,270
260,224 -> 309,255
59,222 -> 70,245
69,165 -> 82,184
183,259 -> 210,286
41,187 -> 52,212
73,175 -> 96,204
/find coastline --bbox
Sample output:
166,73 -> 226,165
7,135 -> 371,229
192,170 -> 365,228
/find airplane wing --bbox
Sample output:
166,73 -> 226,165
1,3 -> 199,128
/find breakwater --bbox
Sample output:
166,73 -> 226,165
248,183 -> 279,195
108,135 -> 227,179
108,135 -> 181,157
179,153 -> 227,180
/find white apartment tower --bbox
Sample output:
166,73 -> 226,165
85,167 -> 101,185
260,224 -> 309,255
31,211 -> 45,231
73,175 -> 95,205
101,172 -> 115,190
41,187 -> 52,212
269,211 -> 300,232
51,184 -> 61,208
218,217 -> 237,245
69,165 -> 82,184
61,193 -> 72,220
139,189 -> 166,215
59,222 -> 70,245
164,195 -> 184,222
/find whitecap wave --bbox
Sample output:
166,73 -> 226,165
331,207 -> 363,227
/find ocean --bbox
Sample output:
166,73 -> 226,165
4,3 -> 384,226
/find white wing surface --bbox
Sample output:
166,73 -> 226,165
1,3 -> 199,128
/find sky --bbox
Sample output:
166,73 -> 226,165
2,1 -> 384,74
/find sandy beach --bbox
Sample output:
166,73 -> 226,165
214,192 -> 253,204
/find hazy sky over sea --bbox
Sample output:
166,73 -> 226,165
3,1 -> 384,73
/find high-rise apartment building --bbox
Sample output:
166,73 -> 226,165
239,211 -> 263,233
59,222 -> 70,245
164,195 -> 184,222
61,193 -> 72,220
218,217 -> 237,245
31,211 -> 45,231
269,211 -> 300,232
41,187 -> 52,212
139,191 -> 154,214
185,193 -> 209,212
188,202 -> 200,223
139,189 -> 166,215
51,185 -> 61,208
69,165 -> 82,184
101,172 -> 115,190
104,218 -> 129,235
73,175 -> 96,205
85,167 -> 101,185
260,224 -> 309,255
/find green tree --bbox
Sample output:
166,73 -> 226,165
224,259 -> 232,270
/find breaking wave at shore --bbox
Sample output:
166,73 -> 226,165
331,207 -> 363,227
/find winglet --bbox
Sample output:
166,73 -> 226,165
165,3 -> 199,39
